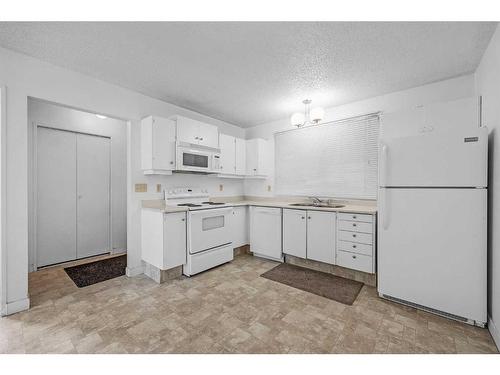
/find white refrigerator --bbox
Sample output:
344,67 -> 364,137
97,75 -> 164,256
377,102 -> 488,327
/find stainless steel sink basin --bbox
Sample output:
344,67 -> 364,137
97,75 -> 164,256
289,203 -> 345,208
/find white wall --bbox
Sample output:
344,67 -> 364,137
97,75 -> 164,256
27,99 -> 128,270
244,74 -> 476,197
0,46 -> 244,314
475,24 -> 500,348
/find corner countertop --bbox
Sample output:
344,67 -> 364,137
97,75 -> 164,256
142,197 -> 377,215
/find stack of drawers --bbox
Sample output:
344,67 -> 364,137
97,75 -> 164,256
336,212 -> 376,274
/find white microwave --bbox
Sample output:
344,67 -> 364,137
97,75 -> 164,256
176,142 -> 220,173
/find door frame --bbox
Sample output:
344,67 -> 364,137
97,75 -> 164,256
31,124 -> 112,270
1,86 -> 7,315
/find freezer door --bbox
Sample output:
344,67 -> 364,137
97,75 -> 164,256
379,127 -> 488,188
377,188 -> 487,323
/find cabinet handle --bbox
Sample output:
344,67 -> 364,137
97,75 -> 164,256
352,245 -> 357,249
308,216 -> 311,219
353,215 -> 357,219
352,223 -> 357,227
301,216 -> 305,219
170,161 -> 174,165
200,137 -> 204,141
352,234 -> 357,238
181,218 -> 185,221
352,255 -> 357,259
194,136 -> 199,140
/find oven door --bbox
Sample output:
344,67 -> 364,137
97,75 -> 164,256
176,147 -> 212,172
188,207 -> 232,254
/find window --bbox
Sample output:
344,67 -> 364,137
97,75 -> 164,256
275,113 -> 379,199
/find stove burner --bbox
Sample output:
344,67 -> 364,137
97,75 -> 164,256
177,203 -> 202,207
202,202 -> 225,205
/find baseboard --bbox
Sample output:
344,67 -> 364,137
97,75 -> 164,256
2,297 -> 30,316
111,248 -> 127,255
488,315 -> 500,351
126,264 -> 144,277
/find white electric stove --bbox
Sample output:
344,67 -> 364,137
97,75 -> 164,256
164,188 -> 234,276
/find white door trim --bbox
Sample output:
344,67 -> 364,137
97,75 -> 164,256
31,124 -> 112,270
0,86 -> 7,315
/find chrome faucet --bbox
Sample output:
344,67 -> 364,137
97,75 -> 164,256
309,196 -> 325,205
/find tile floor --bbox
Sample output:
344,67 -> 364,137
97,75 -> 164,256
0,254 -> 498,354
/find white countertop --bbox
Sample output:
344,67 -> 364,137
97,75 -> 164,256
142,198 -> 377,215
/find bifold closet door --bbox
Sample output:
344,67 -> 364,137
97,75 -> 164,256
37,127 -> 77,267
76,133 -> 111,259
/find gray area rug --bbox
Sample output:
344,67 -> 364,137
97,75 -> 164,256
261,263 -> 363,305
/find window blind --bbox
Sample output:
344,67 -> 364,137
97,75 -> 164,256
275,113 -> 380,199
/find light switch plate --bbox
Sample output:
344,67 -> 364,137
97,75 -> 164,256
135,183 -> 147,193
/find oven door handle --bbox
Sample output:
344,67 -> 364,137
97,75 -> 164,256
189,207 -> 233,216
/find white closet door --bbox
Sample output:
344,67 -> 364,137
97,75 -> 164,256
37,127 -> 77,267
76,133 -> 111,259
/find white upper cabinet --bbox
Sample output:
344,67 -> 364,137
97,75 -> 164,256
141,116 -> 176,175
173,115 -> 219,149
219,133 -> 236,174
235,137 -> 246,175
283,209 -> 307,258
246,138 -> 268,177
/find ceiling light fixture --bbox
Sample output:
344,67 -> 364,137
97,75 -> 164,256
290,99 -> 324,127
95,114 -> 107,119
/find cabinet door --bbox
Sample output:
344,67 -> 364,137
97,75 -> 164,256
283,209 -> 307,258
235,137 -> 246,175
219,134 -> 236,174
231,206 -> 248,248
152,117 -> 176,170
198,122 -> 219,149
250,206 -> 282,260
307,211 -> 336,264
246,139 -> 258,175
176,116 -> 200,145
163,212 -> 187,269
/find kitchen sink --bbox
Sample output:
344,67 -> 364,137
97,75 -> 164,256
289,203 -> 345,208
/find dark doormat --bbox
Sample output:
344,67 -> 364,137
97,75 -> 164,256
64,255 -> 127,288
261,263 -> 363,305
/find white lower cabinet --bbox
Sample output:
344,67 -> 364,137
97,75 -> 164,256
249,206 -> 282,260
283,209 -> 336,264
231,206 -> 248,248
283,209 -> 307,258
336,212 -> 376,273
141,209 -> 187,270
307,211 -> 336,264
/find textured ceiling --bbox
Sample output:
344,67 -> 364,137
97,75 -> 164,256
0,22 -> 496,127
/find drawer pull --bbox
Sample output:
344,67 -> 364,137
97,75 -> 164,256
352,223 -> 357,227
352,255 -> 357,259
353,215 -> 357,219
308,216 -> 311,219
301,216 -> 305,219
352,245 -> 357,249
352,234 -> 357,238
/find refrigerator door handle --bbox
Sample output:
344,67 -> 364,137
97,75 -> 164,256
380,143 -> 388,187
380,188 -> 390,230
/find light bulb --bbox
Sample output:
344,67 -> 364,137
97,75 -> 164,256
291,112 -> 305,127
310,107 -> 325,123
95,114 -> 107,119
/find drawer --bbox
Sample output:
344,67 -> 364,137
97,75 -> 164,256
338,230 -> 373,245
337,250 -> 373,273
338,212 -> 373,223
338,220 -> 372,234
338,240 -> 373,256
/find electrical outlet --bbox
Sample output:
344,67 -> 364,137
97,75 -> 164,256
156,184 -> 162,193
135,183 -> 147,193
267,185 -> 272,192
219,184 -> 224,192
